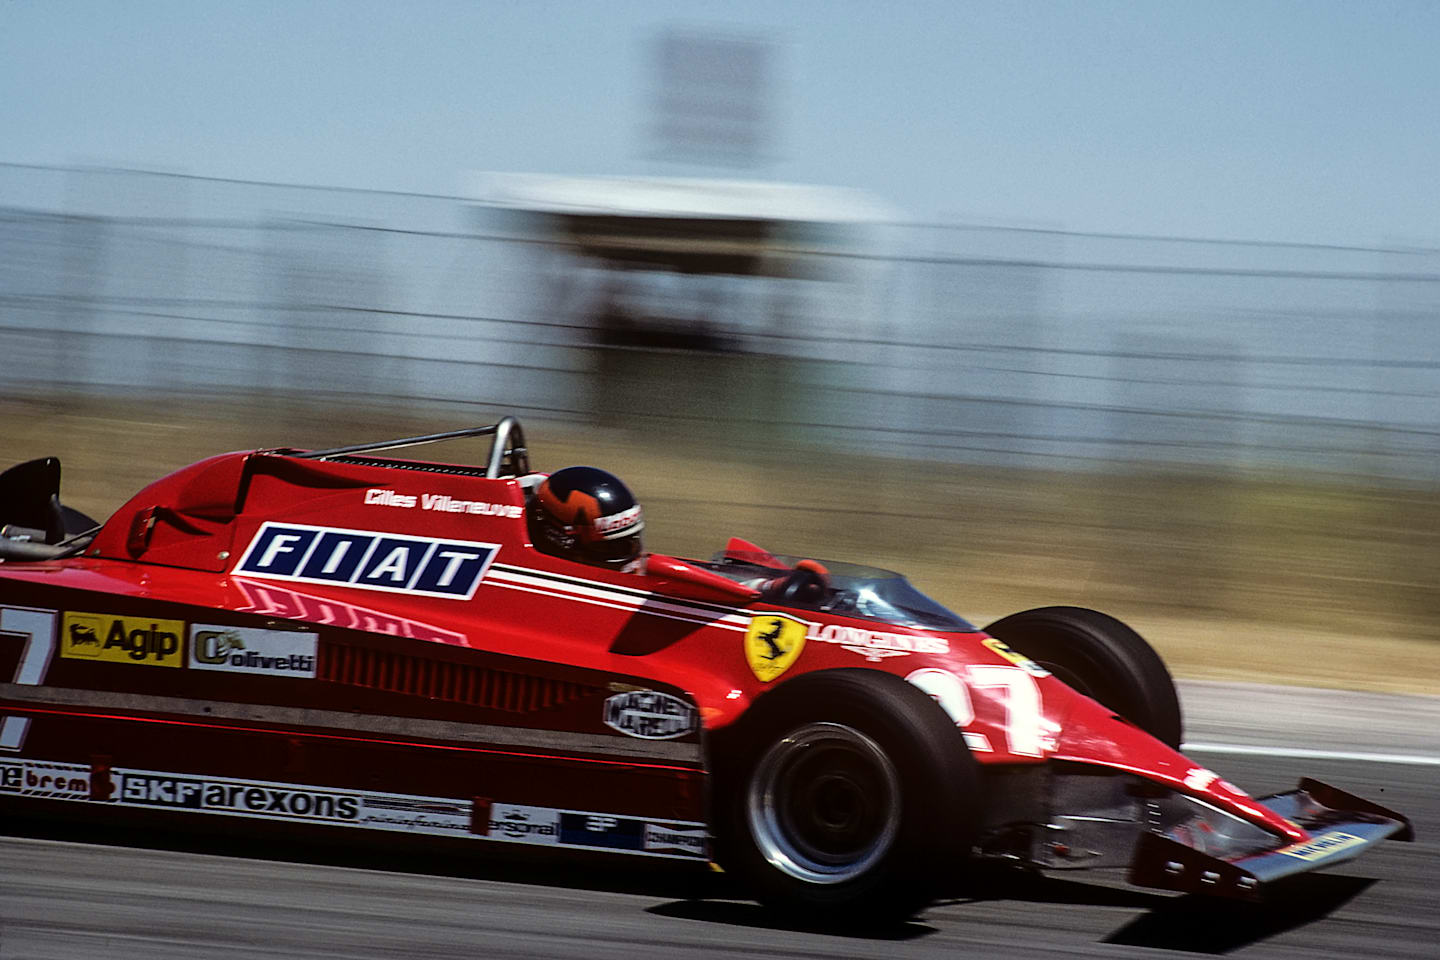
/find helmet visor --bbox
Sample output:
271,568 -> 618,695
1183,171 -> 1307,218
588,533 -> 642,566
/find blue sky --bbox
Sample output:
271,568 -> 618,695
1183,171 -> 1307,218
3,0 -> 1437,244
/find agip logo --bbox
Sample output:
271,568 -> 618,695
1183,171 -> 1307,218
744,613 -> 807,683
234,522 -> 499,600
61,613 -> 184,668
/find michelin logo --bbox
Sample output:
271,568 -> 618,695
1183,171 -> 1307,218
234,522 -> 499,600
190,625 -> 318,678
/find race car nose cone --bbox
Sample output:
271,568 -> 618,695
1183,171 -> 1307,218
1049,693 -> 1305,843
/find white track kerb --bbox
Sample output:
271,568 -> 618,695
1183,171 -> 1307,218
1183,743 -> 1440,767
1176,680 -> 1440,768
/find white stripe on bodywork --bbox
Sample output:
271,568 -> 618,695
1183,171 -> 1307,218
484,566 -> 752,632
490,563 -> 742,617
485,578 -> 744,632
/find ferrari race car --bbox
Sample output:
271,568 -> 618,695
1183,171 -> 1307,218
0,417 -> 1412,922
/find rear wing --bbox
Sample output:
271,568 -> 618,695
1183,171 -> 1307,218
0,457 -> 101,561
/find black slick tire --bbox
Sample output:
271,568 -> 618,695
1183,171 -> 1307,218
712,668 -> 979,925
983,606 -> 1183,748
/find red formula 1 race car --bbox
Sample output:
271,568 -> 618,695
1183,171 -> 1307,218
0,418 -> 1412,922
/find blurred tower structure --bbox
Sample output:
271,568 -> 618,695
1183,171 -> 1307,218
472,26 -> 904,451
648,29 -> 776,170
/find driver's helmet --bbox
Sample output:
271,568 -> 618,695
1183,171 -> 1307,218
528,466 -> 644,568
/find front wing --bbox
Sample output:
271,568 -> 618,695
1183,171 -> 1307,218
1128,778 -> 1412,899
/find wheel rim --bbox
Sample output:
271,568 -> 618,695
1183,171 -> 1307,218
746,722 -> 901,885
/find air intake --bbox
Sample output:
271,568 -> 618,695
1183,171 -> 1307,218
322,644 -> 594,713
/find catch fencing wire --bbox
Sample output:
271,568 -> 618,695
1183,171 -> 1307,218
1,162 -> 1438,478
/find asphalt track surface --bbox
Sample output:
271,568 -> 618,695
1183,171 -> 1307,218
2,682 -> 1437,960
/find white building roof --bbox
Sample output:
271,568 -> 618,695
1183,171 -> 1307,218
474,173 -> 901,224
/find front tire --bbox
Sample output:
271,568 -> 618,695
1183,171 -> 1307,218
714,669 -> 979,924
983,606 -> 1183,748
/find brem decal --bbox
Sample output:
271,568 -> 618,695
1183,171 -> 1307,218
233,522 -> 499,600
61,612 -> 183,668
190,624 -> 318,678
0,759 -> 91,799
603,690 -> 696,740
744,613 -> 807,682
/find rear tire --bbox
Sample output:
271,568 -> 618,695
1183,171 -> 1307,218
983,606 -> 1183,748
712,669 -> 979,924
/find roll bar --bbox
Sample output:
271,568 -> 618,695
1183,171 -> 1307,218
293,415 -> 531,478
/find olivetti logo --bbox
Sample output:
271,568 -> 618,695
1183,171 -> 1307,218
233,522 -> 499,600
190,625 -> 318,678
192,629 -> 246,664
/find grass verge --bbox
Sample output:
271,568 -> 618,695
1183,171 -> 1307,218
5,393 -> 1437,696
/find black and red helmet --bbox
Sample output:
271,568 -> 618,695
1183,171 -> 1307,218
528,466 -> 644,568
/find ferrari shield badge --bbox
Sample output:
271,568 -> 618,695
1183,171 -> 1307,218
744,613 -> 807,683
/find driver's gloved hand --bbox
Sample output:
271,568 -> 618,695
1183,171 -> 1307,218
762,559 -> 830,604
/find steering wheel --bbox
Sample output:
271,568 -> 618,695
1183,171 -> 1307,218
767,559 -> 831,605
